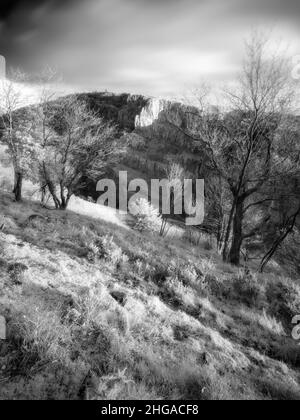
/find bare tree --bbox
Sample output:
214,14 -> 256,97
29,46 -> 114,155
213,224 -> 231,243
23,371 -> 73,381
218,36 -> 296,265
32,96 -> 118,210
170,34 -> 296,265
23,70 -> 65,207
258,124 -> 300,272
0,69 -> 29,201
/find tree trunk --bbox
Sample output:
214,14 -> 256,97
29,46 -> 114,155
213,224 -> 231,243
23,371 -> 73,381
58,183 -> 71,210
13,170 -> 23,202
218,215 -> 227,254
259,237 -> 282,273
222,197 -> 236,262
228,199 -> 244,265
260,204 -> 300,272
47,182 -> 60,209
42,163 -> 60,209
59,201 -> 68,210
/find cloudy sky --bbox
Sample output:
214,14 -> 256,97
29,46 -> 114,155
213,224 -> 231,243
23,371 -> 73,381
0,0 -> 299,96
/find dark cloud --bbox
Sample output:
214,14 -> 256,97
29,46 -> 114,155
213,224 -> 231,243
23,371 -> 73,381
0,0 -> 80,67
0,0 -> 23,19
0,0 -> 299,96
233,0 -> 300,22
0,0 -> 78,19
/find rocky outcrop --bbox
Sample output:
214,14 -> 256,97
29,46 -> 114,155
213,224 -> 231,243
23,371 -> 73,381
135,97 -> 194,130
135,98 -> 168,128
76,92 -> 198,137
72,92 -> 216,197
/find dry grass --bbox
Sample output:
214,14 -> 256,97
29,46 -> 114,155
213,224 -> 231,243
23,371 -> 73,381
259,309 -> 286,336
1,191 -> 300,400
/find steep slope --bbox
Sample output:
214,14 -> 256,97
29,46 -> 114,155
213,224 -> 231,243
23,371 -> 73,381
0,192 -> 300,400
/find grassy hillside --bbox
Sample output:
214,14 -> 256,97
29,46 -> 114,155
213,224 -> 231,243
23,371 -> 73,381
0,192 -> 300,400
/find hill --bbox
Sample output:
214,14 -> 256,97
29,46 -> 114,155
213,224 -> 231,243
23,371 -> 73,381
65,93 -> 212,195
63,92 -> 218,241
0,191 -> 300,400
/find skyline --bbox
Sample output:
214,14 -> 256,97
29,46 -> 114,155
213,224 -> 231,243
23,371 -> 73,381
0,0 -> 300,97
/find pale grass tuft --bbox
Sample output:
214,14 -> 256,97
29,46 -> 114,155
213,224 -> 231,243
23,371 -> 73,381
15,305 -> 72,366
259,309 -> 286,336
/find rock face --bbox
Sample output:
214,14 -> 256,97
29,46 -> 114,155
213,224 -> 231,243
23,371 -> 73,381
126,97 -> 213,181
76,92 -> 200,142
135,98 -> 168,128
135,97 -> 195,131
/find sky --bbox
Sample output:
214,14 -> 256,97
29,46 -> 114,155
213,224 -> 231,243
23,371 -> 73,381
0,0 -> 299,97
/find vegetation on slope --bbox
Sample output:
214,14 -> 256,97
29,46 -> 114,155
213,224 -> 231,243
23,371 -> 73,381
0,192 -> 300,400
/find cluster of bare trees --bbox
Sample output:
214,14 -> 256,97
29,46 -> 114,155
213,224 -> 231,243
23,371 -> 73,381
0,70 -> 28,201
0,71 -> 119,209
171,35 -> 300,270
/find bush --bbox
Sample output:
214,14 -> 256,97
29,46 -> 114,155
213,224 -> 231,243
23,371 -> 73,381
84,234 -> 127,268
166,260 -> 209,295
129,198 -> 162,233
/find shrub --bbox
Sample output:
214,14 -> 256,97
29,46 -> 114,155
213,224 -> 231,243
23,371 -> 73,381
164,278 -> 199,310
129,198 -> 162,233
85,234 -> 126,268
166,260 -> 208,294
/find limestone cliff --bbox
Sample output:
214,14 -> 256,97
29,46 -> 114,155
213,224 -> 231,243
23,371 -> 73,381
4,90 -> 213,185
59,92 -> 215,200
